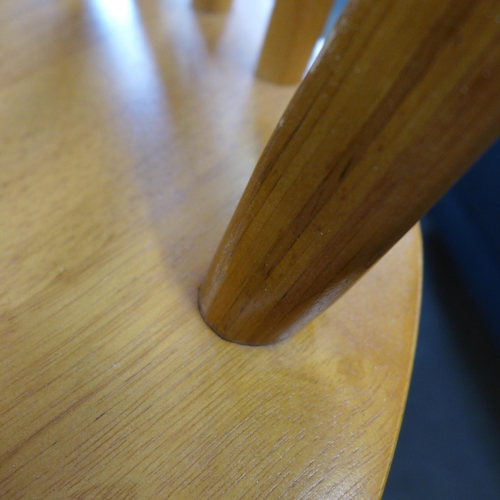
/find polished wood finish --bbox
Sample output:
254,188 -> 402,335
200,0 -> 500,346
0,0 -> 421,498
193,0 -> 232,14
256,0 -> 333,84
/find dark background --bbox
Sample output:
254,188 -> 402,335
383,216 -> 500,499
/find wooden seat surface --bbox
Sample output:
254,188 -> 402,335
0,1 -> 422,498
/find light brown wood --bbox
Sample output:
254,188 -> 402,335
200,0 -> 500,346
193,0 -> 232,14
256,0 -> 334,84
0,0 -> 421,498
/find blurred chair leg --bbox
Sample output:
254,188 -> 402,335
193,0 -> 232,14
256,0 -> 334,84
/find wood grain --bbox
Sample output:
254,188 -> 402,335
0,0 -> 421,498
200,0 -> 500,345
256,0 -> 334,84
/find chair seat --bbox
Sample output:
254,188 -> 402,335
0,1 -> 422,497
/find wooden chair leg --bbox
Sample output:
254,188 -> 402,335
200,0 -> 500,345
193,0 -> 232,14
256,0 -> 334,84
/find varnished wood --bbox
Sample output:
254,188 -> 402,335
256,0 -> 334,84
200,0 -> 500,346
193,0 -> 232,14
0,0 -> 421,498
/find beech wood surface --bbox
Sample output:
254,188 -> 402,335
200,0 -> 500,346
193,0 -> 232,13
0,0 -> 422,498
256,0 -> 334,84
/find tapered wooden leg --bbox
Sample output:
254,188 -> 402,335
193,0 -> 232,14
200,0 -> 500,345
256,0 -> 334,84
